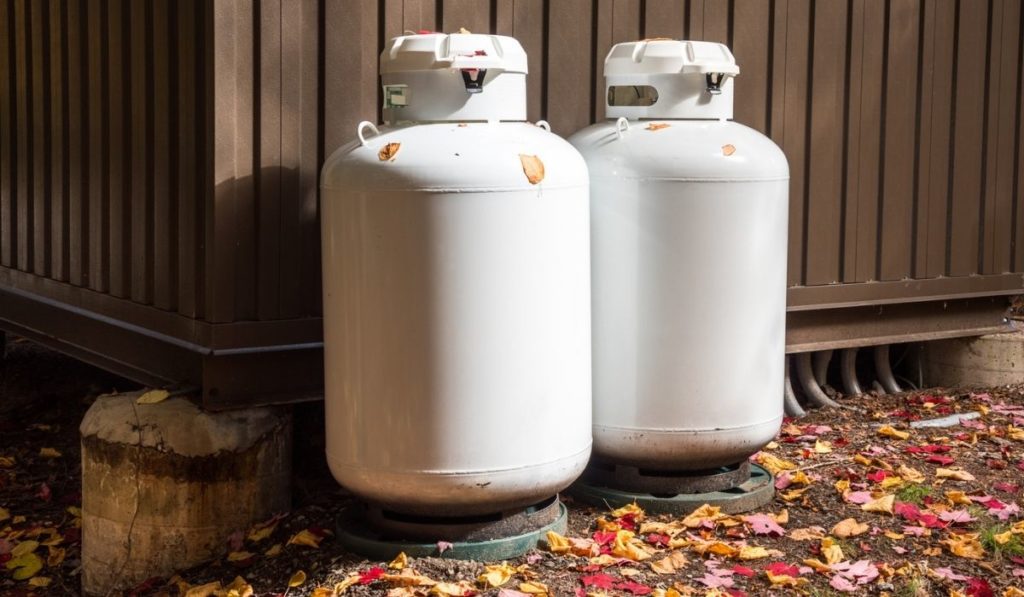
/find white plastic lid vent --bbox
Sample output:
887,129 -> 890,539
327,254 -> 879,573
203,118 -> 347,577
380,33 -> 528,123
604,39 -> 739,120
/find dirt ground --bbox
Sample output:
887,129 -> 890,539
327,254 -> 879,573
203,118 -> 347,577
3,337 -> 1024,596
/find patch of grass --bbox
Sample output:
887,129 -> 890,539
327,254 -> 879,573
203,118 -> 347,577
895,483 -> 933,505
980,524 -> 1024,558
894,577 -> 927,597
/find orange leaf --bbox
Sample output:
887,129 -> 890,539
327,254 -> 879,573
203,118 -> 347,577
519,154 -> 545,184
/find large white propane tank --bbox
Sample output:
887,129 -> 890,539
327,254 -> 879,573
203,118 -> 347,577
320,33 -> 592,516
569,40 -> 789,471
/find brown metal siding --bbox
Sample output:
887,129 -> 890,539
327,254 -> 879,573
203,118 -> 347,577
0,0 -> 207,317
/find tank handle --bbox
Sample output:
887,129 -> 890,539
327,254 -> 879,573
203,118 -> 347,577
357,121 -> 381,146
535,120 -> 552,132
615,117 -> 630,140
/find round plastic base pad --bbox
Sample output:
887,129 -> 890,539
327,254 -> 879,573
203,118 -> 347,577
570,463 -> 775,515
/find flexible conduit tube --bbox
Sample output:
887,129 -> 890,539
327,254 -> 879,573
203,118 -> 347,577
874,344 -> 903,394
783,355 -> 806,418
812,349 -> 833,386
840,347 -> 863,395
795,351 -> 842,408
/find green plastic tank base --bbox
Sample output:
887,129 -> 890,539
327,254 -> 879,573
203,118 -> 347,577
569,464 -> 775,515
336,502 -> 568,562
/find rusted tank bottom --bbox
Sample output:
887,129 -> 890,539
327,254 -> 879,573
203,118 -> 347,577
583,459 -> 751,495
571,464 -> 774,515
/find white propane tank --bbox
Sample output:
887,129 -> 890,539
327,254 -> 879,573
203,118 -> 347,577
320,33 -> 592,516
569,40 -> 788,470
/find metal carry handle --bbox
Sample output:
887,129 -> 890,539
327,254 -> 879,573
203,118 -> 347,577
615,117 -> 630,140
357,121 -> 381,146
535,120 -> 552,132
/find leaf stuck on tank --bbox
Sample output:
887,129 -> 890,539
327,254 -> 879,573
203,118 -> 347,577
519,154 -> 545,185
722,144 -> 736,156
646,123 -> 670,131
378,142 -> 401,161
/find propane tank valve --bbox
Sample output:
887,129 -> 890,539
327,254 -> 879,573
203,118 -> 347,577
461,68 -> 488,93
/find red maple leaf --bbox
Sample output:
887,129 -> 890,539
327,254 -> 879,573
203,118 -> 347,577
732,565 -> 756,577
765,562 -> 800,577
926,454 -> 955,465
359,566 -> 385,584
965,577 -> 994,597
645,533 -> 670,547
592,531 -> 617,546
580,573 -> 617,590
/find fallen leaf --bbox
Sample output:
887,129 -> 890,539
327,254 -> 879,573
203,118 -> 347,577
389,552 -> 408,570
11,541 -> 38,557
517,581 -> 549,595
936,468 -> 976,481
184,581 -> 222,597
646,123 -> 670,131
790,526 -> 827,541
5,551 -> 43,580
136,389 -> 170,404
861,494 -> 895,514
222,576 -> 254,597
46,546 -> 65,567
432,580 -> 477,596
545,531 -> 570,554
478,563 -> 516,587
755,452 -> 798,476
742,512 -> 786,536
38,447 -> 61,459
832,518 -> 869,538
942,533 -> 985,559
263,543 -> 282,557
721,144 -> 736,156
27,577 -> 51,588
519,154 -> 545,184
878,425 -> 910,440
287,529 -> 324,548
581,573 -> 616,590
287,570 -> 307,588
738,545 -> 775,560
226,551 -> 255,563
359,567 -> 386,585
378,142 -> 401,161
650,551 -> 688,574
821,538 -> 845,565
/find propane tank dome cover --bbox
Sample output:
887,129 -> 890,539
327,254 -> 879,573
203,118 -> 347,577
381,33 -> 528,74
380,33 -> 529,123
604,40 -> 738,77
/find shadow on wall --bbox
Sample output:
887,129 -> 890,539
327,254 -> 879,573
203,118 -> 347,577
211,166 -> 323,322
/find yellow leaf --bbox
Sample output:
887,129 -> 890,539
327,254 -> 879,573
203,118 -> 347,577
803,558 -> 833,573
835,479 -> 851,494
884,531 -> 905,540
518,581 -> 549,595
942,533 -> 985,559
27,577 -> 51,588
861,494 -> 895,514
646,123 -> 671,131
936,468 -> 976,482
223,576 -> 254,597
310,588 -> 334,597
247,522 -> 278,543
287,529 -> 323,548
477,563 -> 515,587
383,570 -> 436,587
1004,588 -> 1024,597
136,389 -> 170,404
832,518 -> 869,538
650,551 -> 688,574
652,590 -> 683,597
334,575 -> 361,594
853,453 -> 873,466
897,464 -> 925,483
774,509 -> 790,525
0,507 -> 9,523
227,551 -> 255,562
878,425 -> 910,440
289,570 -> 307,588
46,546 -> 66,567
519,154 -> 545,184
389,552 -> 408,570
738,546 -> 773,560
755,453 -> 798,476
682,504 -> 724,528
610,530 -> 654,561
610,503 -> 645,521
994,530 -> 1014,545
378,142 -> 401,162
765,570 -> 807,587
66,506 -> 82,518
780,487 -> 809,502
545,531 -> 571,554
946,490 -> 972,505
880,476 -> 905,490
432,581 -> 477,596
821,538 -> 844,565
12,540 -> 39,557
5,552 -> 44,581
814,439 -> 833,453
1008,426 -> 1024,441
38,447 -> 61,459
0,456 -> 15,468
923,546 -> 942,556
264,543 -> 282,557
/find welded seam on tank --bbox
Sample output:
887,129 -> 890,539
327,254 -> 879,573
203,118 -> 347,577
319,184 -> 588,192
327,444 -> 592,477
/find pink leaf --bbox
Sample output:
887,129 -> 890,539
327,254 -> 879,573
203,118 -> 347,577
844,491 -> 874,505
580,573 -> 616,590
698,573 -> 735,589
938,510 -> 977,524
932,567 -> 969,581
829,576 -> 859,592
742,513 -> 786,536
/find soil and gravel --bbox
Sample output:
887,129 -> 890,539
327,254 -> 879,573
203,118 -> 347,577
3,336 -> 1024,596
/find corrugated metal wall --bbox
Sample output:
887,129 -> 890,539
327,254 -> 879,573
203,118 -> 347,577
0,0 -> 1022,403
211,0 -> 1024,323
0,0 -> 208,319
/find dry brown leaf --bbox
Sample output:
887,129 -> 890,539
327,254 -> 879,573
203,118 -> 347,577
790,526 -> 826,541
861,494 -> 895,514
650,551 -> 688,574
289,570 -> 307,588
722,144 -> 736,156
519,154 -> 545,184
38,447 -> 61,459
378,142 -> 401,162
936,468 -> 976,482
877,425 -> 910,440
518,581 -> 549,595
832,518 -> 869,538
